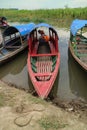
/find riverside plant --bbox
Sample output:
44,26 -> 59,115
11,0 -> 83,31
0,7 -> 87,27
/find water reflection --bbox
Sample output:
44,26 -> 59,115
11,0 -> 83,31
68,49 -> 87,101
57,29 -> 87,101
0,49 -> 29,90
57,29 -> 77,101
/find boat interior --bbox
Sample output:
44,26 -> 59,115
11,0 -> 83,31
29,28 -> 58,81
71,26 -> 87,63
2,27 -> 27,50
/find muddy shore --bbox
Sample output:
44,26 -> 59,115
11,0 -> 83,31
0,80 -> 87,130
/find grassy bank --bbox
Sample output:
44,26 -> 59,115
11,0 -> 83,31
0,7 -> 87,28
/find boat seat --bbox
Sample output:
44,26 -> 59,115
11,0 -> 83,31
31,55 -> 57,73
31,53 -> 58,57
35,56 -> 52,81
5,37 -> 21,47
74,42 -> 87,58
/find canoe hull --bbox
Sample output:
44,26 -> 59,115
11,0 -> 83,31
0,43 -> 27,65
27,23 -> 60,99
27,53 -> 60,99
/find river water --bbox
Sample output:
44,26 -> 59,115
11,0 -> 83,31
0,28 -> 87,102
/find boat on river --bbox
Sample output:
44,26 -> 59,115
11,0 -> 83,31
0,23 -> 35,65
27,23 -> 60,99
69,19 -> 87,71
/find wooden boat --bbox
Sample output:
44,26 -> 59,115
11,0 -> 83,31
0,23 -> 35,65
27,23 -> 60,99
69,19 -> 87,71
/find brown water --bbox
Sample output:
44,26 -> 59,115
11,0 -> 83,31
0,28 -> 87,102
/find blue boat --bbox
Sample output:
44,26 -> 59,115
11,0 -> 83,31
69,19 -> 87,71
0,22 -> 35,65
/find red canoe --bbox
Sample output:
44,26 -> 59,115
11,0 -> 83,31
27,23 -> 60,99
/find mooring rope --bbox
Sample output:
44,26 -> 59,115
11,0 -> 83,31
14,108 -> 45,127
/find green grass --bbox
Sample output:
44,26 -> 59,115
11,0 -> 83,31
0,93 -> 5,107
0,7 -> 87,27
38,116 -> 67,130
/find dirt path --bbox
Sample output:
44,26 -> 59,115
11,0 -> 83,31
0,80 -> 87,130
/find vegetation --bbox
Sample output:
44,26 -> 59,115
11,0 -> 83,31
0,93 -> 5,107
38,116 -> 67,130
0,7 -> 87,28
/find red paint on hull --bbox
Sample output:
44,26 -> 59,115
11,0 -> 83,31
27,23 -> 60,99
27,53 -> 60,99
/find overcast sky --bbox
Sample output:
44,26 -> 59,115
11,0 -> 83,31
0,0 -> 87,10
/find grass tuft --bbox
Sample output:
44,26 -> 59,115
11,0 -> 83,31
38,116 -> 68,129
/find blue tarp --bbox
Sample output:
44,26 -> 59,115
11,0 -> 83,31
70,19 -> 87,36
31,23 -> 57,34
3,22 -> 35,36
35,23 -> 53,29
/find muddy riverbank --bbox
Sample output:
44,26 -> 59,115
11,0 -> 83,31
0,80 -> 87,130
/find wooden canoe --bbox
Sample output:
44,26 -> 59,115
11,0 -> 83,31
69,19 -> 87,71
27,23 -> 60,99
0,23 -> 35,65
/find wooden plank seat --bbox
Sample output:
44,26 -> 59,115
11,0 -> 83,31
4,45 -> 21,49
77,49 -> 87,53
5,37 -> 20,46
34,73 -> 52,76
77,44 -> 87,48
4,38 -> 22,50
31,53 -> 58,57
31,55 -> 57,81
4,37 -> 22,50
36,56 -> 52,81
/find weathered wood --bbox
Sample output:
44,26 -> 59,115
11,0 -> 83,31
4,45 -> 21,49
69,41 -> 87,71
77,49 -> 87,53
77,44 -> 87,48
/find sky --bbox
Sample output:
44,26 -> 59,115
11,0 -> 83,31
0,0 -> 87,10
